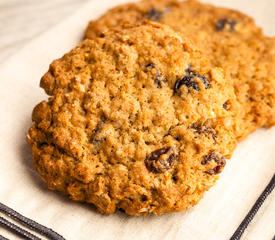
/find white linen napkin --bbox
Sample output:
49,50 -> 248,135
0,0 -> 274,239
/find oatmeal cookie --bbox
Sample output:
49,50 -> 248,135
84,0 -> 275,140
28,22 -> 237,215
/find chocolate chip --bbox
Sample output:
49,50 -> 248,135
145,8 -> 163,21
216,18 -> 236,32
191,122 -> 217,142
145,146 -> 176,173
174,67 -> 210,93
202,151 -> 226,175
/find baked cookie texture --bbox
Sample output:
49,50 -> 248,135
85,0 -> 275,140
27,22 -> 237,215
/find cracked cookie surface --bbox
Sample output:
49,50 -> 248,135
85,0 -> 275,140
28,22 -> 237,215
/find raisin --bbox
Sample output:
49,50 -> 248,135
194,73 -> 210,89
145,64 -> 166,88
154,70 -> 166,88
201,151 -> 218,165
185,64 -> 193,75
145,146 -> 176,173
216,18 -> 236,32
94,123 -> 103,134
191,122 -> 217,142
186,66 -> 210,89
205,168 -> 215,175
223,101 -> 229,110
141,195 -> 148,202
172,175 -> 178,183
145,8 -> 163,21
155,76 -> 162,88
38,142 -> 48,148
174,67 -> 210,93
146,63 -> 155,68
174,75 -> 200,92
201,151 -> 226,175
190,122 -> 202,133
90,116 -> 105,143
119,208 -> 125,213
205,165 -> 223,175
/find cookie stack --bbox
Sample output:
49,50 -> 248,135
27,0 -> 275,216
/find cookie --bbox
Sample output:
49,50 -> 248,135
27,22 -> 237,215
84,0 -> 275,140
